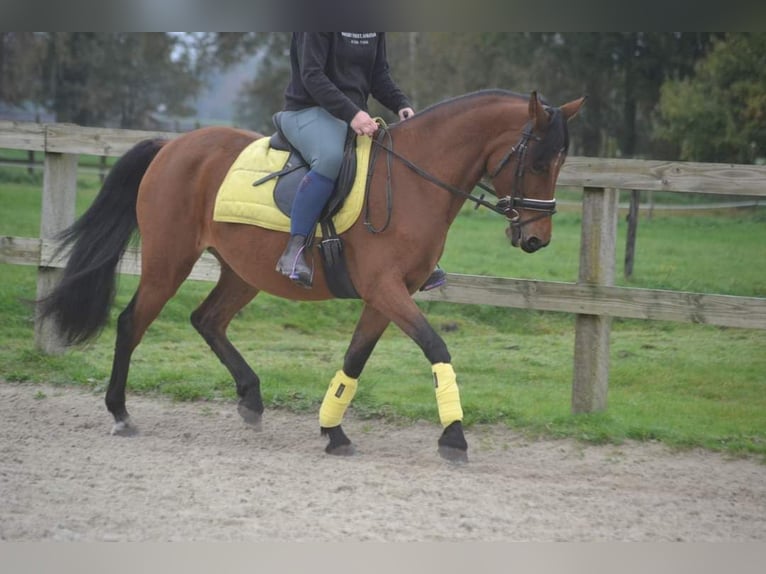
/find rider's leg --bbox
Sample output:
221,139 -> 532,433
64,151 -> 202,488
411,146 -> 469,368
276,107 -> 348,287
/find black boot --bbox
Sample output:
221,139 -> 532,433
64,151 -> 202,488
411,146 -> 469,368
419,265 -> 447,291
277,234 -> 313,288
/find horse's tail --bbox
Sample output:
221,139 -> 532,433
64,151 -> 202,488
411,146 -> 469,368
38,138 -> 167,345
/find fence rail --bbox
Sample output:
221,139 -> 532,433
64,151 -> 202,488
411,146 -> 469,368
2,121 -> 765,413
3,236 -> 764,331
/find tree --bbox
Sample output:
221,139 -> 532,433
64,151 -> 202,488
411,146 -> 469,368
656,33 -> 766,163
479,33 -> 719,158
614,33 -> 720,158
214,32 -> 724,159
0,33 -> 44,106
35,33 -> 203,129
232,33 -> 291,133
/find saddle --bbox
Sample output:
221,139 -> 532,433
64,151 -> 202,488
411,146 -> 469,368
262,112 -> 358,225
261,112 -> 360,298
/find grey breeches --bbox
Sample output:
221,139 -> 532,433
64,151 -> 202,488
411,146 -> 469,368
279,107 -> 348,180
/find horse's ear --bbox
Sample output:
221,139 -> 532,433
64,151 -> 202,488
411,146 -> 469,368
528,91 -> 549,131
560,96 -> 587,122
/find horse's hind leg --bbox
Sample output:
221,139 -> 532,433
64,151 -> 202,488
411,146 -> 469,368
320,304 -> 390,455
106,275 -> 191,435
190,261 -> 262,429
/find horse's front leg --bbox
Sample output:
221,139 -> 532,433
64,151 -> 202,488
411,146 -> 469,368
369,286 -> 468,462
320,304 -> 390,455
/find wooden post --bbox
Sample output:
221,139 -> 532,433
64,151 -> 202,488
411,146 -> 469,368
99,155 -> 107,183
35,152 -> 78,354
624,189 -> 640,279
572,186 -> 618,413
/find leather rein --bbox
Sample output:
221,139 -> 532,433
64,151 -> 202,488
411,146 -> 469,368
364,121 -> 558,234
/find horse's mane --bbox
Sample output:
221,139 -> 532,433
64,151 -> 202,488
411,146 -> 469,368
416,89 -> 530,117
413,89 -> 570,159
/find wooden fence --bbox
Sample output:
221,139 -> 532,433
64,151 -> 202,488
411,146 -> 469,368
2,121 -> 766,413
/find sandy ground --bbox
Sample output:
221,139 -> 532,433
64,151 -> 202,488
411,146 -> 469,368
0,381 -> 764,542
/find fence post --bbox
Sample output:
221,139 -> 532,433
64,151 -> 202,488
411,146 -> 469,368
34,151 -> 78,354
572,186 -> 618,413
624,189 -> 640,279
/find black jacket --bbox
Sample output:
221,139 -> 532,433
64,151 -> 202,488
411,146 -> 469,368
283,32 -> 411,124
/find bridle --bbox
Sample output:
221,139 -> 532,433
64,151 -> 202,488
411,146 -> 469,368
486,122 -> 559,229
365,119 -> 560,234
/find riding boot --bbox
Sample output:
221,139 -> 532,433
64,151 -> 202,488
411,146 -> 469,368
278,170 -> 336,288
420,265 -> 447,291
277,234 -> 313,288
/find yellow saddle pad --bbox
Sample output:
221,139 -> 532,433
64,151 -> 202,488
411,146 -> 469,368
213,135 -> 372,236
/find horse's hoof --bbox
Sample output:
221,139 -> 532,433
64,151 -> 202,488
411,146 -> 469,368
325,443 -> 356,456
110,418 -> 138,436
237,403 -> 263,431
437,420 -> 468,463
438,445 -> 469,463
321,425 -> 354,456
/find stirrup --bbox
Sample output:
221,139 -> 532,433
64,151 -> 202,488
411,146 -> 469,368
286,263 -> 313,289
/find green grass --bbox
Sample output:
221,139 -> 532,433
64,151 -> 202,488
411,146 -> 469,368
1,176 -> 765,459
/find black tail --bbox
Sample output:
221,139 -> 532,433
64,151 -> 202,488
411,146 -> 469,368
38,138 -> 166,345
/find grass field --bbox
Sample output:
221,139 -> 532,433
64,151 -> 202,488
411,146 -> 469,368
1,172 -> 765,459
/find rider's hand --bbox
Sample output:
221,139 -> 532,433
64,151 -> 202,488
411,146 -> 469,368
398,107 -> 415,121
350,110 -> 379,137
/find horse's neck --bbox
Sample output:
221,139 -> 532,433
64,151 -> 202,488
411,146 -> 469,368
403,98 -> 519,190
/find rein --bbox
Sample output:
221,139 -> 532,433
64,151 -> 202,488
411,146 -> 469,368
365,123 -> 557,234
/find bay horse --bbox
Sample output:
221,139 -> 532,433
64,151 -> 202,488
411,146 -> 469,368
40,89 -> 584,462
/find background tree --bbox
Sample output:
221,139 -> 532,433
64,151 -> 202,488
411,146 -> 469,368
0,33 -> 44,107
3,32 -> 756,162
387,33 -> 716,158
465,33 -> 719,158
36,33 -> 203,128
613,33 -> 721,159
232,33 -> 291,133
656,33 -> 766,163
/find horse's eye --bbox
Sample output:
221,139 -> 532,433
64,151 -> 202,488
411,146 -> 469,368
530,161 -> 547,175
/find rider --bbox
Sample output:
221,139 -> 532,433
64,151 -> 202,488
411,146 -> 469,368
276,32 -> 446,291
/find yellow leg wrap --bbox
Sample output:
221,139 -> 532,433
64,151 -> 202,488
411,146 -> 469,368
432,362 -> 463,427
319,370 -> 359,428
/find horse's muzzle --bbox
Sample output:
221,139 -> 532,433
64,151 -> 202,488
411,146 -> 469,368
507,225 -> 548,253
520,236 -> 547,253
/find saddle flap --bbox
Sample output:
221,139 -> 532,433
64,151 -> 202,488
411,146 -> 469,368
321,128 -> 357,219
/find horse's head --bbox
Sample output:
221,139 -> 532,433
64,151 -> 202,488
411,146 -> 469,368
490,92 -> 585,253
